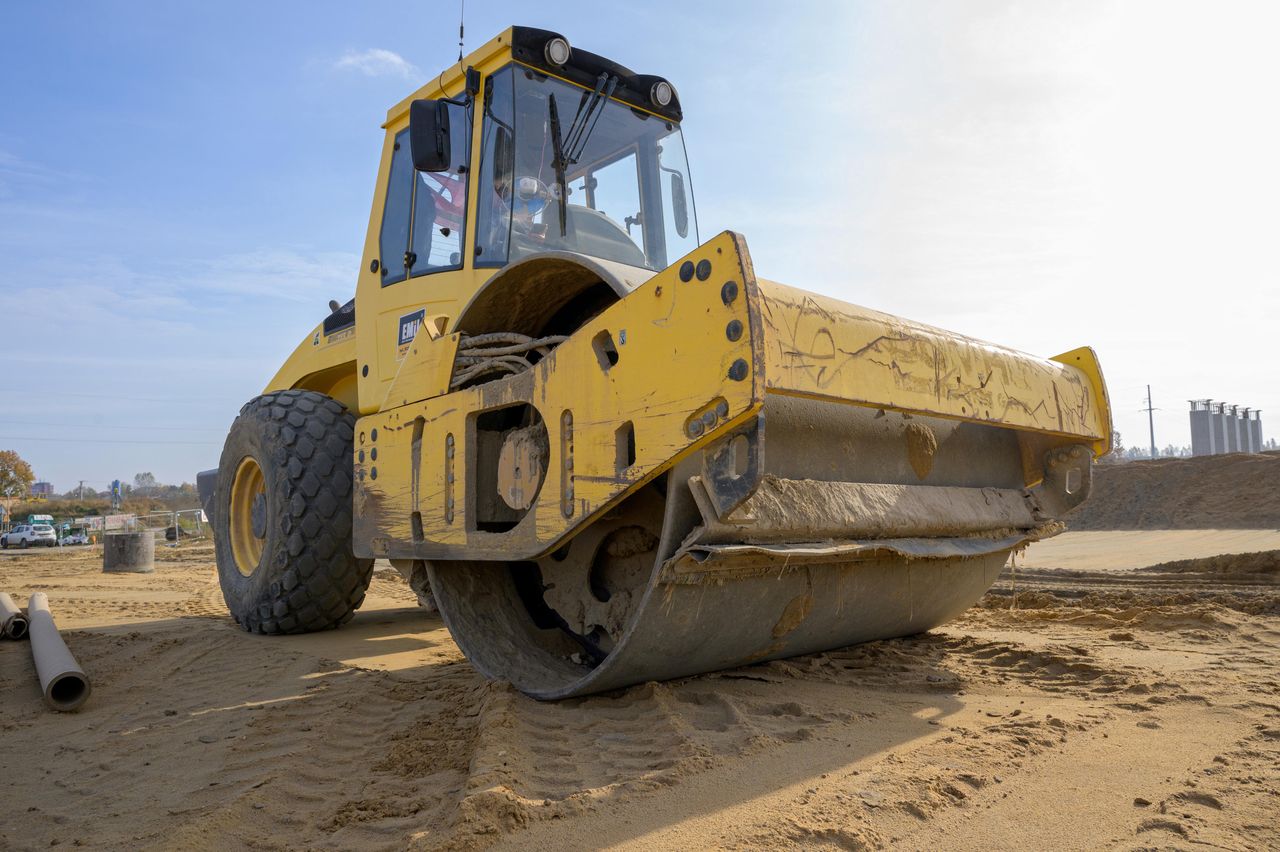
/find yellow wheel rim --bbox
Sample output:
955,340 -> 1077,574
229,456 -> 267,577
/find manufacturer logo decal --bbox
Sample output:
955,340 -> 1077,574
397,309 -> 426,359
398,310 -> 425,346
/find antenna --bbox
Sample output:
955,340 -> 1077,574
457,0 -> 465,61
1143,384 -> 1158,459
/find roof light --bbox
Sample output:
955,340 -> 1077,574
650,80 -> 673,108
544,37 -> 571,67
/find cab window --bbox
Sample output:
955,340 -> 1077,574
379,100 -> 471,286
475,67 -> 515,267
571,149 -> 645,254
379,135 -> 413,285
472,66 -> 698,271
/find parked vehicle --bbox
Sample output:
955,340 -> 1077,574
61,528 -> 91,546
1,524 -> 58,548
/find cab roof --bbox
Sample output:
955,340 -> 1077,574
385,26 -> 681,127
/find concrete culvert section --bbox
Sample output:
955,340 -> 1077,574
47,671 -> 90,709
103,531 -> 155,574
7,615 -> 29,641
0,592 -> 30,639
26,593 -> 91,712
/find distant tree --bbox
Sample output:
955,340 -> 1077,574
0,450 -> 36,498
1100,430 -> 1127,464
133,472 -> 158,493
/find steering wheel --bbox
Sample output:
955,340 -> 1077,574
516,176 -> 552,212
512,176 -> 565,245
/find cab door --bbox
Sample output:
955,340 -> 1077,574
355,99 -> 478,414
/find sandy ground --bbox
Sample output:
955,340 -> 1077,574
1,536 -> 1276,851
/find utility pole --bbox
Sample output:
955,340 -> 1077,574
78,480 -> 85,500
1144,385 -> 1158,459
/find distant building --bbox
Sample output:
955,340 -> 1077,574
30,481 -> 55,497
1189,401 -> 1264,456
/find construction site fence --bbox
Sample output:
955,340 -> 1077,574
1,509 -> 208,543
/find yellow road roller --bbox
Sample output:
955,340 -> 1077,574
197,26 -> 1111,699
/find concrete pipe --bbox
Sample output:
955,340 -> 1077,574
27,593 -> 91,711
103,531 -> 155,574
0,592 -> 29,640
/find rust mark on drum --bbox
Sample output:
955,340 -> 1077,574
771,591 -> 814,638
743,640 -> 786,664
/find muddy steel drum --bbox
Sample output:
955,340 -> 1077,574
430,396 -> 1041,699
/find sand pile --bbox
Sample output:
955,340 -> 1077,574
1067,452 -> 1280,530
1143,549 -> 1280,579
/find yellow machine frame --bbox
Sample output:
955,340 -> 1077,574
260,28 -> 1112,565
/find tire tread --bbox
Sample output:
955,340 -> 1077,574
216,389 -> 372,634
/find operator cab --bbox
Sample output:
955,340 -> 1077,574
410,29 -> 698,275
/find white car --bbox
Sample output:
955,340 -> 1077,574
1,524 -> 59,548
61,531 -> 91,546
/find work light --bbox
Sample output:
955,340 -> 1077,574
650,80 -> 673,107
545,37 -> 571,67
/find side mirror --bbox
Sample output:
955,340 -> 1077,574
671,172 -> 689,239
409,99 -> 451,172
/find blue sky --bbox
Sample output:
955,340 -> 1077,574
2,1 -> 1278,490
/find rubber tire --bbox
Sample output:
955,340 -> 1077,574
214,389 -> 373,634
20,540 -> 28,549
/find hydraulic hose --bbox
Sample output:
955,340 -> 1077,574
450,332 -> 566,390
26,593 -> 91,711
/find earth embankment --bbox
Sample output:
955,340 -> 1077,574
1068,452 -> 1280,530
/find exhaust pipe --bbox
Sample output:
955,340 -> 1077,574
0,592 -> 28,640
26,593 -> 91,711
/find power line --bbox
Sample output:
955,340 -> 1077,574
53,391 -> 241,403
0,435 -> 219,446
0,419 -> 225,433
0,418 -> 226,433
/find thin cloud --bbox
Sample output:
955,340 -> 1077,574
188,249 -> 360,303
333,48 -> 419,79
0,148 -> 75,198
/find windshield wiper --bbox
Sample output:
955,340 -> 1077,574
548,73 -> 618,236
548,94 -> 569,238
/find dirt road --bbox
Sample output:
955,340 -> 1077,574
1,538 -> 1276,850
